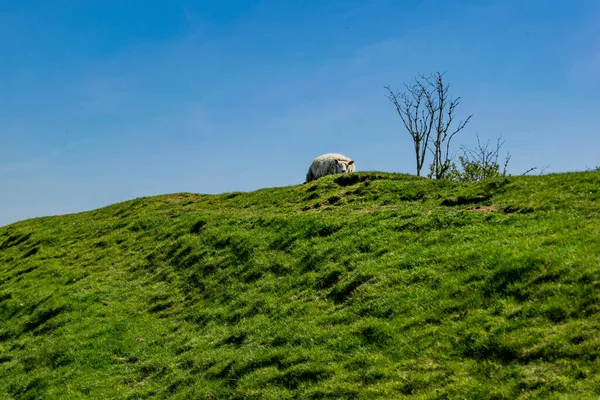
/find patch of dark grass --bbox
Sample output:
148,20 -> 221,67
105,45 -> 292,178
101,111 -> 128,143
166,241 -> 184,259
223,331 -> 247,346
298,249 -> 329,272
0,328 -> 17,342
93,240 -> 108,248
484,176 -> 511,191
49,350 -> 74,368
272,364 -> 331,390
169,246 -> 193,267
22,246 -> 40,258
23,305 -> 68,333
354,322 -> 391,348
166,377 -> 195,394
14,266 -> 37,277
306,192 -> 319,201
7,377 -> 48,400
1,232 -> 32,250
179,253 -> 204,270
503,204 -> 536,214
190,220 -> 207,234
334,172 -> 411,187
455,330 -> 521,363
328,273 -> 373,304
397,190 -> 427,201
327,195 -> 343,205
335,174 -> 365,187
315,267 -> 344,290
441,194 -> 492,206
269,235 -> 299,251
242,270 -> 262,283
225,192 -> 241,200
0,292 -> 13,302
485,257 -> 544,298
148,301 -> 174,313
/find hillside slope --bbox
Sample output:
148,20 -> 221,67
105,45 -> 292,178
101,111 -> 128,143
1,171 -> 600,399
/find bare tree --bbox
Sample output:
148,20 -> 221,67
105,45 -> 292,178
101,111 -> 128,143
425,73 -> 472,179
384,79 -> 434,177
385,72 -> 472,179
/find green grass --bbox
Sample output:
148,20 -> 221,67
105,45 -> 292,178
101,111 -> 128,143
1,171 -> 600,399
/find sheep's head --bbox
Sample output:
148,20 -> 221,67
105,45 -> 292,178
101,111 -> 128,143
335,159 -> 355,173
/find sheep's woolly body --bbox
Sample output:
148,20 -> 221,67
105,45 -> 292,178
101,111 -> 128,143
306,153 -> 356,182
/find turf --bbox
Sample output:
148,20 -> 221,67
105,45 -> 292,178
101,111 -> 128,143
1,171 -> 600,399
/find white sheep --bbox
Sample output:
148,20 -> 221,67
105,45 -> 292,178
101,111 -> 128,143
305,153 -> 356,183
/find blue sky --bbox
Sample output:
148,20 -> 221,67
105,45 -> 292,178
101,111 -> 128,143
1,0 -> 599,226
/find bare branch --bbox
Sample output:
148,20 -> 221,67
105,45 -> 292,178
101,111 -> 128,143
503,151 -> 512,176
521,167 -> 538,176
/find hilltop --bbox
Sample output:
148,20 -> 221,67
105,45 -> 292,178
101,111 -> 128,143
1,171 -> 600,399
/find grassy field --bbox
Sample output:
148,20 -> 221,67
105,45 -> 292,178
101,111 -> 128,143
1,171 -> 600,399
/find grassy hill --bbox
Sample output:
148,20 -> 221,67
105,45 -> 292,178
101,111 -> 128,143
1,171 -> 600,399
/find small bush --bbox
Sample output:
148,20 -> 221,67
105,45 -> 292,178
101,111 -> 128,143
448,134 -> 510,182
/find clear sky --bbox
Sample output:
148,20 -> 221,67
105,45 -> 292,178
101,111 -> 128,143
1,0 -> 599,227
